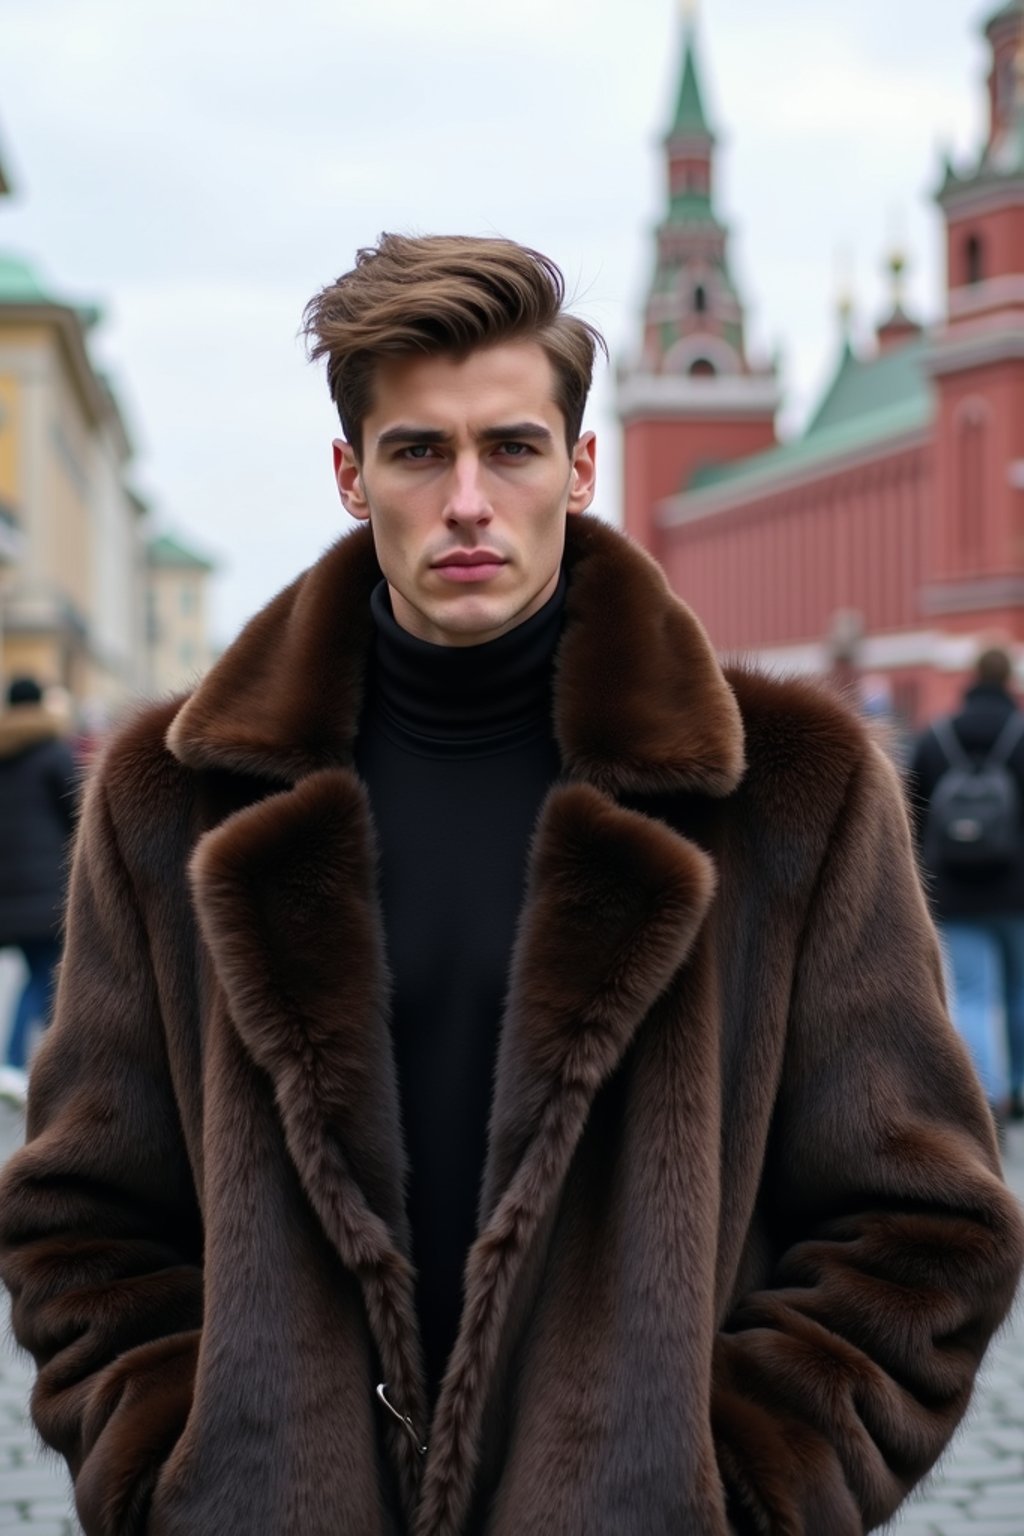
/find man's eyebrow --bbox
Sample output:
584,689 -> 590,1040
376,425 -> 451,448
374,421 -> 555,450
476,422 -> 553,445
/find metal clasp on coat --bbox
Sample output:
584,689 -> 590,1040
376,1382 -> 428,1457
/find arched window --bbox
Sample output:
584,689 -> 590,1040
965,232 -> 984,286
693,283 -> 708,314
689,357 -> 716,378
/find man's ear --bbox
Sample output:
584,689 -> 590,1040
567,430 -> 597,515
333,439 -> 369,521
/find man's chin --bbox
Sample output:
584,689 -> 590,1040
428,601 -> 516,647
412,591 -> 532,648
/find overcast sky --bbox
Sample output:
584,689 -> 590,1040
0,0 -> 995,641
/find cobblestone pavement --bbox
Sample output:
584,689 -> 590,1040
884,1119 -> 1024,1536
1,1102 -> 1022,1533
1,1098 -> 80,1534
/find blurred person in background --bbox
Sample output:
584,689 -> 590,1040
0,235 -> 1021,1536
908,645 -> 1024,1139
0,676 -> 78,1106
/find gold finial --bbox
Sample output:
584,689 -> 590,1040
835,245 -> 855,340
681,0 -> 699,22
837,289 -> 854,339
887,247 -> 907,306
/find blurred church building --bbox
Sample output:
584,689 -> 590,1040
0,146 -> 214,714
619,0 -> 1024,727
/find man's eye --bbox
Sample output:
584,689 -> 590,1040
400,444 -> 435,460
498,442 -> 532,457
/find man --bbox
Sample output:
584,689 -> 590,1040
1,235 -> 1021,1536
0,676 -> 78,1106
908,646 -> 1024,1133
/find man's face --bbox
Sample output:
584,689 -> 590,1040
333,340 -> 597,647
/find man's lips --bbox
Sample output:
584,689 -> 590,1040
433,551 -> 507,567
431,552 -> 508,583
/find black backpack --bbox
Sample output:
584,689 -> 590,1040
923,711 -> 1024,872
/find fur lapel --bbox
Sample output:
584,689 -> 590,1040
189,769 -> 428,1509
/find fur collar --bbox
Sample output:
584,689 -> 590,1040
166,515 -> 745,799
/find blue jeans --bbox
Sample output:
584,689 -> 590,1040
5,938 -> 61,1071
941,916 -> 1024,1106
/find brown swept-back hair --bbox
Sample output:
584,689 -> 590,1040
302,233 -> 606,458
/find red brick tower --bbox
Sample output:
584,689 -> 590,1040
927,0 -> 1024,638
617,8 -> 779,560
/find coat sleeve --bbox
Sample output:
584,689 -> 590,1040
0,767 -> 204,1536
711,741 -> 1024,1536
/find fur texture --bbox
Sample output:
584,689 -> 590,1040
0,515 -> 1021,1536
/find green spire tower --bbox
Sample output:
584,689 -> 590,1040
617,4 -> 779,556
635,7 -> 760,379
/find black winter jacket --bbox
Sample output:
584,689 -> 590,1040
907,683 -> 1024,921
0,707 -> 78,945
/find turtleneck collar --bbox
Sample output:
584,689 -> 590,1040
364,575 -> 566,758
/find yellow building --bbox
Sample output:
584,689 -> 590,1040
0,249 -> 147,707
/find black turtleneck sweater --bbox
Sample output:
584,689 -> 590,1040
354,579 -> 565,1401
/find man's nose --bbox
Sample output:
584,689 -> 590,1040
444,454 -> 492,525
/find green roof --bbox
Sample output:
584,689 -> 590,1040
805,334 -> 931,436
0,253 -> 100,327
148,533 -> 215,571
683,337 -> 934,499
0,251 -> 51,305
669,25 -> 713,138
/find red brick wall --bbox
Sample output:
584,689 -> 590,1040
623,414 -> 776,555
659,442 -> 933,650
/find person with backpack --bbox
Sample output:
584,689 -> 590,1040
908,645 -> 1024,1136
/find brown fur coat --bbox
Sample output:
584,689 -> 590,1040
1,515 -> 1021,1536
